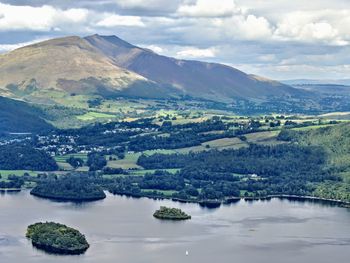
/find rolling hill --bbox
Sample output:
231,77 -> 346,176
0,34 -> 303,105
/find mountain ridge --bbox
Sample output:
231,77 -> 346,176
0,34 -> 303,104
85,34 -> 302,101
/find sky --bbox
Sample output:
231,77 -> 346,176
0,0 -> 350,80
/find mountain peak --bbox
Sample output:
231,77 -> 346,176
85,34 -> 136,49
28,36 -> 84,48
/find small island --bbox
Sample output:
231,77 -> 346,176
26,222 -> 89,255
153,206 -> 191,220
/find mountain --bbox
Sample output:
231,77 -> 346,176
85,34 -> 302,101
0,34 -> 302,104
0,96 -> 54,134
0,36 -> 173,102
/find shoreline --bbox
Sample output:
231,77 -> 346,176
31,241 -> 89,255
0,188 -> 21,192
109,192 -> 350,208
4,188 -> 350,208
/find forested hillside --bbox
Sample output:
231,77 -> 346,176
278,124 -> 350,201
0,96 -> 53,134
0,144 -> 58,171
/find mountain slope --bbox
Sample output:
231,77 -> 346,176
0,36 -> 172,101
0,97 -> 53,134
85,34 -> 302,101
0,34 -> 302,104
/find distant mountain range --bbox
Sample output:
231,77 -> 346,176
0,34 -> 303,104
282,79 -> 350,86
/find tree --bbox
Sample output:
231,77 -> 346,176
66,156 -> 84,169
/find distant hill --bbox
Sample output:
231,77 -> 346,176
0,96 -> 53,134
282,79 -> 350,86
0,34 -> 303,104
292,83 -> 350,96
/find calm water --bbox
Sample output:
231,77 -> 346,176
0,191 -> 349,263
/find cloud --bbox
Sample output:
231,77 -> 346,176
274,10 -> 350,45
1,0 -> 350,79
229,14 -> 273,40
258,54 -> 277,62
177,0 -> 240,17
97,14 -> 145,27
142,45 -> 164,53
0,3 -> 89,31
0,38 -> 49,53
115,0 -> 178,10
176,47 -> 217,59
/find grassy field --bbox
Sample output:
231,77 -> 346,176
141,189 -> 176,197
204,137 -> 248,149
76,112 -> 116,121
54,153 -> 88,162
0,170 -> 38,181
54,153 -> 88,171
102,169 -> 180,179
130,169 -> 180,176
107,153 -> 143,169
245,130 -> 282,145
291,123 -> 337,131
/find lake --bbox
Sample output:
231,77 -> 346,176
0,190 -> 349,263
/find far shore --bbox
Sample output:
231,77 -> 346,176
3,189 -> 350,208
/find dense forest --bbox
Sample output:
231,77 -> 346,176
107,144 -> 338,202
0,144 -> 58,171
137,144 -> 328,177
278,124 -> 350,201
0,174 -> 24,189
31,173 -> 106,201
0,96 -> 54,135
128,131 -> 233,151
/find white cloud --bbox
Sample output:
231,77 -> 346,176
97,14 -> 145,27
177,0 -> 240,17
143,45 -> 164,53
0,38 -> 49,53
258,54 -> 277,62
229,14 -> 272,40
0,3 -> 89,31
176,47 -> 217,59
274,10 -> 350,44
116,0 -> 167,8
1,0 -> 350,79
62,8 -> 89,23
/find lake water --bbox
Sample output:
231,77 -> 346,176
0,190 -> 349,263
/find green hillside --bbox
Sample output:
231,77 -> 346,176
279,124 -> 350,201
0,96 -> 53,134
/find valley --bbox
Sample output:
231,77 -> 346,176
1,44 -> 349,205
1,111 -> 349,205
1,1 -> 350,262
